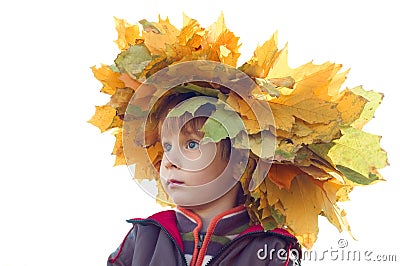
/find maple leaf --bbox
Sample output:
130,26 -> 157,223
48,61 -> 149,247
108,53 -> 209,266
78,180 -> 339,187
267,164 -> 304,190
290,62 -> 344,101
140,16 -> 179,55
309,127 -> 387,185
334,88 -> 368,125
109,87 -> 134,116
112,129 -> 126,166
291,118 -> 341,145
269,97 -> 339,132
178,14 -> 204,47
118,73 -> 142,91
239,32 -> 280,78
164,94 -> 244,143
313,179 -> 352,235
350,86 -> 384,130
88,105 -> 121,133
115,44 -> 153,79
114,17 -> 142,51
249,131 -> 276,160
91,64 -> 124,95
266,175 -> 321,250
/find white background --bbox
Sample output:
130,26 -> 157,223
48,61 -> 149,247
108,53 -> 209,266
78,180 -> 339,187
1,0 -> 399,265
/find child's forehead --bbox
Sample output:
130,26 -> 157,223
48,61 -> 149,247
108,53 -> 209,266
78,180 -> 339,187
161,115 -> 206,131
161,118 -> 204,137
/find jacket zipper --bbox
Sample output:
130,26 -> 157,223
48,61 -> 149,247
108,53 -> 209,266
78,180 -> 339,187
197,232 -> 205,250
204,230 -> 265,265
204,230 -> 298,266
128,219 -> 189,266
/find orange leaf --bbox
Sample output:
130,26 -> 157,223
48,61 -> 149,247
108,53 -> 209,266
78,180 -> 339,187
119,73 -> 142,91
268,164 -> 304,190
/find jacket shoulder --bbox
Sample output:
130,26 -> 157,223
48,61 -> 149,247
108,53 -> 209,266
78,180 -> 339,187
108,210 -> 186,266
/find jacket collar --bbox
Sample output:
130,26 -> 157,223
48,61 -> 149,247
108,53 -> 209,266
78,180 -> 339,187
176,205 -> 250,236
128,206 -> 297,254
129,210 -> 185,251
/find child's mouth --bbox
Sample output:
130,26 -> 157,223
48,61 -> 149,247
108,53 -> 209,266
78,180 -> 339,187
167,179 -> 185,186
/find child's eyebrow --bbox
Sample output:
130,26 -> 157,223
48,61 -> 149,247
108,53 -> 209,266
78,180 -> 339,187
184,131 -> 204,140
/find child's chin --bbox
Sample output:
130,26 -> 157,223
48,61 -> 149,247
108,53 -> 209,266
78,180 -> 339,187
169,193 -> 216,207
167,192 -> 189,206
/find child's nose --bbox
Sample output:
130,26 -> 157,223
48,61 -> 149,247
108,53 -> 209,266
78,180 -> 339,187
164,160 -> 177,169
163,154 -> 181,169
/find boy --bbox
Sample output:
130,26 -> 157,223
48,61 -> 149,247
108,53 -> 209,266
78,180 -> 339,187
107,93 -> 301,266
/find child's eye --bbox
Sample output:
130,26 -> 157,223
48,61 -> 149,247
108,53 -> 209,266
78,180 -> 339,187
163,143 -> 172,152
186,140 -> 200,150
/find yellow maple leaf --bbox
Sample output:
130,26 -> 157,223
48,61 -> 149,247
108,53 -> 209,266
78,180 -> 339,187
240,32 -> 280,78
207,13 -> 226,39
112,129 -> 126,166
269,97 -> 339,132
215,31 -> 241,66
266,175 -> 321,249
88,105 -> 121,133
179,13 -> 204,48
266,43 -> 292,79
141,16 -> 179,55
311,178 -> 352,235
91,64 -> 125,95
334,88 -> 368,125
114,17 -> 143,51
291,118 -> 341,145
292,62 -> 343,101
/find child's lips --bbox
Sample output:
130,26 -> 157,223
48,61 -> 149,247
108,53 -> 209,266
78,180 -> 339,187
167,179 -> 185,187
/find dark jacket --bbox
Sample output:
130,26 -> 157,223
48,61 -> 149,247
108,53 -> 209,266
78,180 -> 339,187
108,207 -> 302,266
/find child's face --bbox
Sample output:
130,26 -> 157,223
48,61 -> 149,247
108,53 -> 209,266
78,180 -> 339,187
159,123 -> 230,206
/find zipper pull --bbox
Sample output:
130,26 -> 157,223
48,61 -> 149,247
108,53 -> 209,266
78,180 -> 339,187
197,232 -> 205,249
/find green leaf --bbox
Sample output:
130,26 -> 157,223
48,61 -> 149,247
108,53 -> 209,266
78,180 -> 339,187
115,45 -> 153,78
255,77 -> 280,97
201,117 -> 228,142
201,104 -> 245,142
310,127 -> 387,185
166,96 -> 245,143
351,86 -> 384,129
336,165 -> 379,185
308,142 -> 335,163
270,205 -> 286,225
166,96 -> 218,118
139,19 -> 162,34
